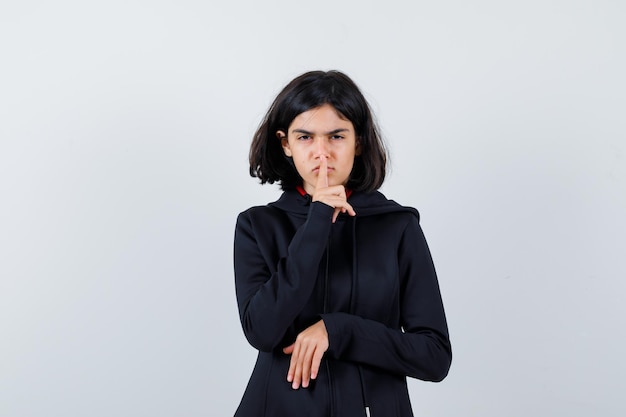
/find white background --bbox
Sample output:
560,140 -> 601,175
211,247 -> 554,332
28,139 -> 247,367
1,1 -> 625,416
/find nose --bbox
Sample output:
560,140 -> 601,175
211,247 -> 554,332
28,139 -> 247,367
314,137 -> 329,158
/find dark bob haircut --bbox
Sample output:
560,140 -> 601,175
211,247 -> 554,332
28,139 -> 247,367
249,70 -> 387,192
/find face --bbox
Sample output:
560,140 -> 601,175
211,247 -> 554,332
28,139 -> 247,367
278,104 -> 360,195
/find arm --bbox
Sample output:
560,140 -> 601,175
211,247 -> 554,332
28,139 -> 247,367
321,216 -> 452,382
234,202 -> 333,352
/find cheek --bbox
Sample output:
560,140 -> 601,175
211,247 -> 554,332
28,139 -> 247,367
292,158 -> 309,178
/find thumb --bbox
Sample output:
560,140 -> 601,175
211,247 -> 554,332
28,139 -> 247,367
283,344 -> 295,354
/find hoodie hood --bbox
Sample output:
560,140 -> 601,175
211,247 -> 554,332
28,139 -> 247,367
269,189 -> 419,220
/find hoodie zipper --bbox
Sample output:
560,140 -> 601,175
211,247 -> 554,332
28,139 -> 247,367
328,217 -> 370,417
323,238 -> 335,417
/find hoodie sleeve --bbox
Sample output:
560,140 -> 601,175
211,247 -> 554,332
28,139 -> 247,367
321,215 -> 452,382
234,202 -> 334,352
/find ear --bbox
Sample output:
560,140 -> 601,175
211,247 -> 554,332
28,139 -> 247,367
277,130 -> 292,157
355,138 -> 362,156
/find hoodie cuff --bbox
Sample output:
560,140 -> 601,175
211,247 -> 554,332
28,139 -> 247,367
320,312 -> 351,359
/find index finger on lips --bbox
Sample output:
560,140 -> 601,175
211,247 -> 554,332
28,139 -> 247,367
316,155 -> 328,190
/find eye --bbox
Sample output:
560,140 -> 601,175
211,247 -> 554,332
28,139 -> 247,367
331,135 -> 344,140
297,135 -> 312,141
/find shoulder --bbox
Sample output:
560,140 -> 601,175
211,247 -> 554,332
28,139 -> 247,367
238,204 -> 279,218
236,204 -> 284,229
350,191 -> 420,222
236,190 -> 304,232
237,189 -> 319,224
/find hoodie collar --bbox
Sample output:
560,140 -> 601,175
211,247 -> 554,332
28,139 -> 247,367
295,185 -> 353,199
270,188 -> 419,220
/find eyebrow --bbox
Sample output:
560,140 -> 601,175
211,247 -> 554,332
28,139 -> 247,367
291,128 -> 350,135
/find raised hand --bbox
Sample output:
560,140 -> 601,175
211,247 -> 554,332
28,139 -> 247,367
311,155 -> 356,223
282,320 -> 329,389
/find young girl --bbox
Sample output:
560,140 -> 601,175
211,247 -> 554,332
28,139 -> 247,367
233,70 -> 451,416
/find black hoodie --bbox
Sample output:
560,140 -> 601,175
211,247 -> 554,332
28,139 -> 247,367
233,189 -> 451,417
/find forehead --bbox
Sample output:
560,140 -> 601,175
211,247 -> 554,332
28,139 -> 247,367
289,104 -> 353,131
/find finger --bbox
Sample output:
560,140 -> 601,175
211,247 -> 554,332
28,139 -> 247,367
301,345 -> 315,388
346,203 -> 356,217
310,346 -> 325,380
331,202 -> 355,222
291,339 -> 307,389
335,188 -> 355,216
316,155 -> 328,190
283,344 -> 294,354
325,187 -> 356,217
287,343 -> 300,384
292,350 -> 304,389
